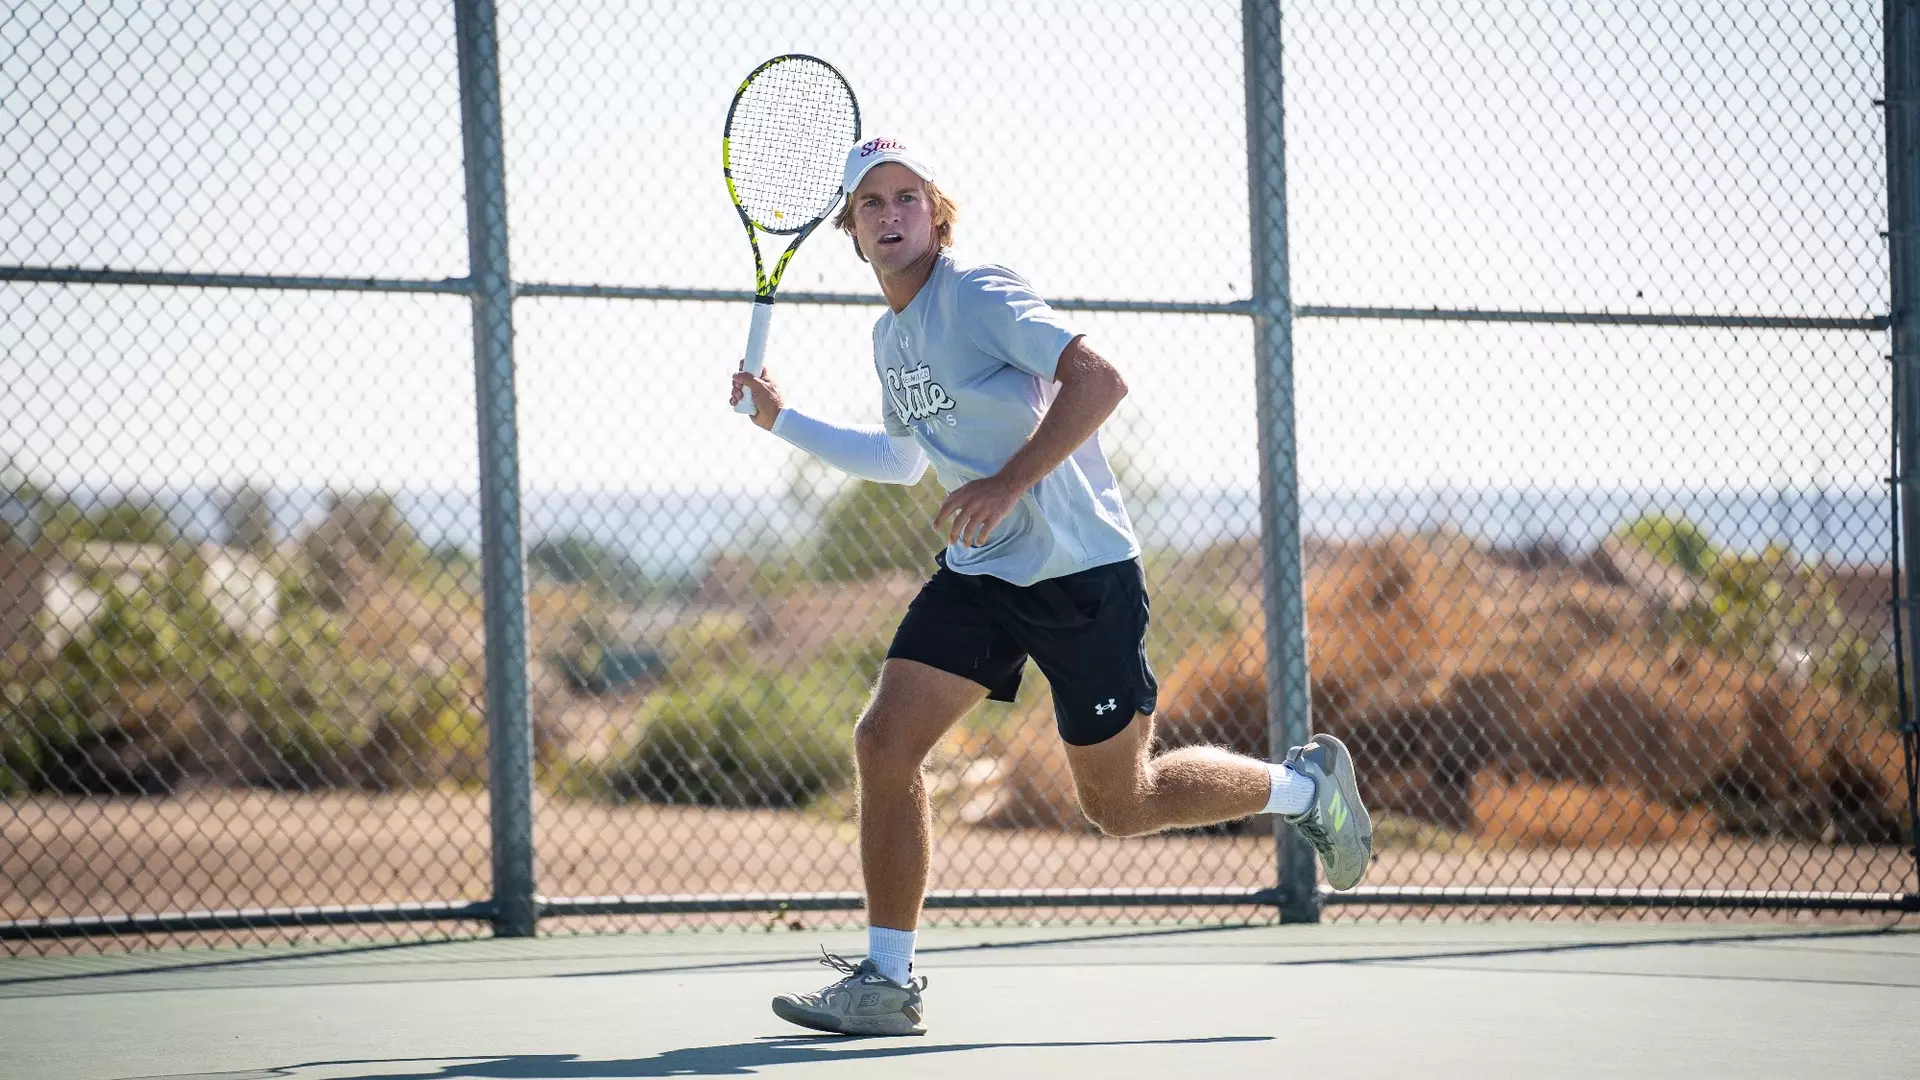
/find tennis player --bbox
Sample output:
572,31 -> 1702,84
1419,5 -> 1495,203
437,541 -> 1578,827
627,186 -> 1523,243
730,136 -> 1372,1036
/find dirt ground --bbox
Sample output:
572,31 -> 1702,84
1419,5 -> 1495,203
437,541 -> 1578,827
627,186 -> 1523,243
3,790 -> 1911,954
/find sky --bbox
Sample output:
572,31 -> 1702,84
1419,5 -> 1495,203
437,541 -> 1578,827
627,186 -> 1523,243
0,0 -> 1893,511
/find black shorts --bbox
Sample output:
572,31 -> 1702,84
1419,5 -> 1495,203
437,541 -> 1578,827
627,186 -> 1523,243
885,552 -> 1158,746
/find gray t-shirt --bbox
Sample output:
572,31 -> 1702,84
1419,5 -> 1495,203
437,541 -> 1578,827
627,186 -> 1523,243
875,253 -> 1140,586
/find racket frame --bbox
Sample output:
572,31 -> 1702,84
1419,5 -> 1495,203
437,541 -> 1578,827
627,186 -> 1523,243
722,53 -> 860,414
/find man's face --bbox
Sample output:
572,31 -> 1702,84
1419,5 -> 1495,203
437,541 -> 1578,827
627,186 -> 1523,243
849,162 -> 936,272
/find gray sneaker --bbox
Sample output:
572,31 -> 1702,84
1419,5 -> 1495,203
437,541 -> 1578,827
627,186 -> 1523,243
771,950 -> 928,1036
1281,733 -> 1373,891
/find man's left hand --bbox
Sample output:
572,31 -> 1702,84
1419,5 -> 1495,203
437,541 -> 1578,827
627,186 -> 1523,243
934,474 -> 1025,548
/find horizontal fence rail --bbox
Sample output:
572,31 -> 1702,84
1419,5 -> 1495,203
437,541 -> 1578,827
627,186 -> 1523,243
7,265 -> 1887,332
10,884 -> 1912,943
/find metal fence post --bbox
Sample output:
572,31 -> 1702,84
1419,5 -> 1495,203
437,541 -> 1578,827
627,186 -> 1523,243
1886,0 -> 1920,889
455,0 -> 537,938
1243,0 -> 1318,923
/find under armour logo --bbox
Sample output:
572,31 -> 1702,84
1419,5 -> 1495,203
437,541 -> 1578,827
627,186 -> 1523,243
1093,698 -> 1117,715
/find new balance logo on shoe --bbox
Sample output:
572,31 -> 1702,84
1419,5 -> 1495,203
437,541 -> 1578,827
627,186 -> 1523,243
772,951 -> 928,1036
1093,698 -> 1117,715
1327,791 -> 1349,832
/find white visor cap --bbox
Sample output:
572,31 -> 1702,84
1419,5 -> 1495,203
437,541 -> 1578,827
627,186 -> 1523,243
843,137 -> 937,195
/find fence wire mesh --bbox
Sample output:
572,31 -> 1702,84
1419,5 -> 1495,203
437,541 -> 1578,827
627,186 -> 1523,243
1278,0 -> 1907,909
1,0 -> 493,952
1,0 -> 1913,954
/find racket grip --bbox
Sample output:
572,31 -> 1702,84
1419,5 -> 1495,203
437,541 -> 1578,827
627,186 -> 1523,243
735,300 -> 774,415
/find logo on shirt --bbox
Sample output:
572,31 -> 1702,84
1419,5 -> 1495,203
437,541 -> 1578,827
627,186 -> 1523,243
886,364 -> 956,426
1093,698 -> 1118,716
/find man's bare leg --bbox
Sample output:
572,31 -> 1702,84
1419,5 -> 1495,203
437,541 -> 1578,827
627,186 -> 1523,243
1063,710 -> 1271,837
769,660 -> 985,1035
1064,709 -> 1373,890
854,658 -> 988,931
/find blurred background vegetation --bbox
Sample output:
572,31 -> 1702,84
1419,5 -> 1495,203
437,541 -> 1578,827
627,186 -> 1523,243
1,451 -> 1901,819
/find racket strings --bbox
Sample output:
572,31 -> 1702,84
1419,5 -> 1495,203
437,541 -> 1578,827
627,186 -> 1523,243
728,58 -> 858,232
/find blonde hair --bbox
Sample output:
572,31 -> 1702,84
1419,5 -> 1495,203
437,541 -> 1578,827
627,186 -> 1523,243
833,180 -> 959,263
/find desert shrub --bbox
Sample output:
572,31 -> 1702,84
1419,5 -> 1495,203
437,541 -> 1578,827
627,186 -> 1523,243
1614,514 -> 1717,576
1139,549 -> 1243,671
221,482 -> 275,556
615,670 -> 860,808
301,491 -> 430,609
229,608 -> 481,788
813,639 -> 891,687
810,473 -> 946,581
1615,514 -> 1897,722
5,565 -> 481,792
39,498 -> 181,549
656,611 -> 760,680
7,565 -> 228,792
0,684 -> 42,795
529,535 -> 651,601
244,673 -> 479,789
359,665 -> 485,789
1693,545 -> 1895,718
0,476 -> 489,792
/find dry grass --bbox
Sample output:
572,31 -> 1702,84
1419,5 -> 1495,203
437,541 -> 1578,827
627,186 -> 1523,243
1469,771 -> 1716,848
1134,535 -> 1910,842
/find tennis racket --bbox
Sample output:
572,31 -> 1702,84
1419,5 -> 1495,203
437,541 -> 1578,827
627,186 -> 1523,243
723,54 -> 861,415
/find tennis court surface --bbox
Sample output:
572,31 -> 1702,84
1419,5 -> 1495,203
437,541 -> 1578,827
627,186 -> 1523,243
1,919 -> 1911,1080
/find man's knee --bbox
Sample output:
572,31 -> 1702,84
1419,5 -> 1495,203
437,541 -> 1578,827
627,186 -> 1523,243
853,707 -> 930,779
1076,780 -> 1149,838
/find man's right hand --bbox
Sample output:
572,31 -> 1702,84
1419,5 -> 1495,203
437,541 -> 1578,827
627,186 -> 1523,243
730,363 -> 784,432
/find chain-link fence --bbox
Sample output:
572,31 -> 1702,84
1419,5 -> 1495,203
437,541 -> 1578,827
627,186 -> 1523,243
3,0 -> 1915,954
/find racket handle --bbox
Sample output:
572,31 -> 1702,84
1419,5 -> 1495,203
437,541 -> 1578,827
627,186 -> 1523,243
736,300 -> 774,415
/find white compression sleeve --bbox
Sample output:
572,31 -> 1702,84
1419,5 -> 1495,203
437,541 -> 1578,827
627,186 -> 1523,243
771,407 -> 929,485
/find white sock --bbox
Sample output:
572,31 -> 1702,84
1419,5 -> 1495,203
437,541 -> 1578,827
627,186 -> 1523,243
867,925 -> 916,985
1263,762 -> 1315,817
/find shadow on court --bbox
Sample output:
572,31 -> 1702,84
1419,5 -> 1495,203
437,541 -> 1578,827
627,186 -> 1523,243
128,1037 -> 1274,1080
